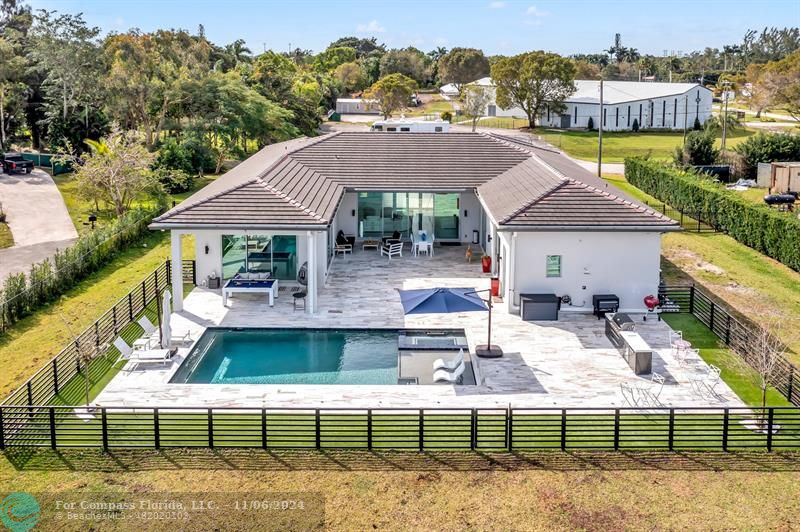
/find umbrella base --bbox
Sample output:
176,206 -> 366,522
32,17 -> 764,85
475,344 -> 503,358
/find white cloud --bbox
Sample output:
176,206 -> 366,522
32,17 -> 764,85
526,5 -> 548,17
356,20 -> 386,34
489,1 -> 507,8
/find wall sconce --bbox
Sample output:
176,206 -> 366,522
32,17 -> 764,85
463,209 -> 468,217
204,244 -> 210,255
351,209 -> 356,217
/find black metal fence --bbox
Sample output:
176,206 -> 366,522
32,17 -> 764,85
1,260 -> 196,407
660,285 -> 800,406
643,201 -> 718,232
0,405 -> 797,451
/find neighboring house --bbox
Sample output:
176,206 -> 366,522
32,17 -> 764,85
371,117 -> 450,133
151,132 -> 678,316
439,83 -> 459,99
469,77 -> 713,131
335,98 -> 380,115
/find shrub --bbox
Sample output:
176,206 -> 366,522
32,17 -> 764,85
693,117 -> 702,130
154,136 -> 215,176
625,157 -> 800,272
440,111 -> 453,122
587,116 -> 594,131
674,130 -> 719,166
152,166 -> 195,194
631,118 -> 639,132
734,132 -> 800,178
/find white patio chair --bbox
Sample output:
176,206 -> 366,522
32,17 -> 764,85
433,348 -> 464,372
433,360 -> 466,384
381,241 -> 403,260
645,373 -> 665,404
113,336 -> 133,359
137,316 -> 157,336
703,365 -> 722,396
620,382 -> 640,407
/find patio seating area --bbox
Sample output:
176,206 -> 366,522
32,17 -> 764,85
95,245 -> 746,410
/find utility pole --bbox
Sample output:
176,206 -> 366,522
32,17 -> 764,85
721,80 -> 731,153
597,79 -> 604,177
683,94 -> 688,145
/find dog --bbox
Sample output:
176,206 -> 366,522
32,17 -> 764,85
465,245 -> 473,263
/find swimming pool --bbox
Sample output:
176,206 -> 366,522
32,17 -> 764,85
170,329 -> 401,385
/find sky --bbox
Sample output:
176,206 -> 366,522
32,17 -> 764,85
30,0 -> 800,56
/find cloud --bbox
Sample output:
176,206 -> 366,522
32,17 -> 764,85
489,1 -> 507,8
356,20 -> 386,34
526,5 -> 548,17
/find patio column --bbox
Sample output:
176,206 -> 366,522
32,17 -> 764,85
306,231 -> 317,314
171,230 -> 184,311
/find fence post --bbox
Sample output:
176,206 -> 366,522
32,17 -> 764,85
128,293 -> 134,321
689,285 -> 695,314
470,409 -> 477,450
26,381 -> 33,406
49,408 -> 57,449
613,409 -> 620,450
725,315 -> 731,345
112,306 -> 117,335
192,260 -> 197,285
367,409 -> 372,450
766,409 -> 774,452
710,302 -> 716,334
505,406 -> 512,451
101,408 -> 108,451
141,281 -> 146,311
788,367 -> 795,404
315,409 -> 321,449
153,408 -> 160,450
166,260 -> 171,286
154,269 -> 159,296
94,321 -> 100,349
52,359 -> 59,395
668,409 -> 675,450
722,409 -> 729,451
261,409 -> 268,450
0,409 -> 4,450
418,409 -> 424,452
560,409 -> 567,451
207,409 -> 214,448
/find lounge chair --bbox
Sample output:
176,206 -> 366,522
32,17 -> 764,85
382,231 -> 401,246
137,316 -> 157,336
381,242 -> 403,259
138,315 -> 192,347
433,360 -> 466,384
433,348 -> 464,372
334,230 -> 353,257
113,336 -> 171,372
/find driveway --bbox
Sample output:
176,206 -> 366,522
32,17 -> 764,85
0,168 -> 78,282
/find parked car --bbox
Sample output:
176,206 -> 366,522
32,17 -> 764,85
2,153 -> 34,174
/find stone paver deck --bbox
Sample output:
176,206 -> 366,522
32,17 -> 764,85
96,246 -> 745,410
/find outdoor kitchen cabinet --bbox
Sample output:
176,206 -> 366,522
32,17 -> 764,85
519,293 -> 561,321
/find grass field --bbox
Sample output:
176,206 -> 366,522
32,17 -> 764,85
535,128 -> 756,163
606,174 -> 800,365
0,221 -> 12,248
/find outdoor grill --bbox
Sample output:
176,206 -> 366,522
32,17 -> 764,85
592,294 -> 619,319
605,312 -> 652,375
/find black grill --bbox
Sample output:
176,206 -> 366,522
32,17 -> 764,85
592,294 -> 619,319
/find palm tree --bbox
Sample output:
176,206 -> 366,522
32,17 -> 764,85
225,39 -> 252,67
428,46 -> 447,62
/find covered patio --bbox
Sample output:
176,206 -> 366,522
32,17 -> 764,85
96,244 -> 745,410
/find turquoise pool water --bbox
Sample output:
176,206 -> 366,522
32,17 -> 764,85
170,329 -> 399,385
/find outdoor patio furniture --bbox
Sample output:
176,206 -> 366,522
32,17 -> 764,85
138,315 -> 191,347
620,382 -> 640,407
690,365 -> 722,397
382,231 -> 401,246
362,239 -> 380,251
643,373 -> 666,404
433,359 -> 466,384
519,293 -> 560,321
223,277 -> 279,307
335,230 -> 353,257
670,330 -> 691,358
432,348 -> 464,372
292,290 -> 306,311
114,336 -> 171,372
381,241 -> 403,259
137,316 -> 157,336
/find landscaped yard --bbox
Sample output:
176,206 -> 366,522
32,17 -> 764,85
605,173 -> 800,365
535,128 -> 756,163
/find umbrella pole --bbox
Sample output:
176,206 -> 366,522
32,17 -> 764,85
475,289 -> 503,358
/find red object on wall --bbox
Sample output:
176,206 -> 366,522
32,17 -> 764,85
481,255 -> 491,273
490,277 -> 500,297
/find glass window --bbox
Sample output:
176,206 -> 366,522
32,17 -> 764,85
221,234 -> 297,281
433,193 -> 459,240
546,255 -> 562,278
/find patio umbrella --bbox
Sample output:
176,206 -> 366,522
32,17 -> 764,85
398,288 -> 487,315
160,289 -> 172,349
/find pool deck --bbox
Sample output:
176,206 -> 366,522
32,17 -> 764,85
95,245 -> 746,410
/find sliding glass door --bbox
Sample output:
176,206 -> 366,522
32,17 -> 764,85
357,192 -> 460,240
221,234 -> 298,281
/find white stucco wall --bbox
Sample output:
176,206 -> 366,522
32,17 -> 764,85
510,231 -> 662,313
459,192 -> 482,244
335,193 -> 359,237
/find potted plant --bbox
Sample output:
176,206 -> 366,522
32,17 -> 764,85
481,254 -> 491,273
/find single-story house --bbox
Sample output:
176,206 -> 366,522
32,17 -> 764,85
151,132 -> 679,315
335,98 -> 380,115
439,83 -> 460,99
469,78 -> 713,131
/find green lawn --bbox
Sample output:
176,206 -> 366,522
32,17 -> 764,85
536,128 -> 756,163
0,221 -> 12,249
605,174 -> 800,366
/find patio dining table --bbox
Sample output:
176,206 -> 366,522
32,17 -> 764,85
413,241 -> 432,257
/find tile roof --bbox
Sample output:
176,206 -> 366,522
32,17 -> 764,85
151,131 -> 678,231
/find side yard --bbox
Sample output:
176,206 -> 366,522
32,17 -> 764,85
606,173 -> 800,365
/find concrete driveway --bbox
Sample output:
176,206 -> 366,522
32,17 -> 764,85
0,168 -> 78,282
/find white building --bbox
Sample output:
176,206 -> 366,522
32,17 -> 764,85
439,83 -> 460,99
335,98 -> 380,115
371,117 -> 451,133
151,132 -> 678,316
470,78 -> 713,131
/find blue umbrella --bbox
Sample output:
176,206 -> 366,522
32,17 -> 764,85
398,288 -> 488,315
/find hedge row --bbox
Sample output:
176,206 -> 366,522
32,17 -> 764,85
0,204 -> 165,331
625,157 -> 800,272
